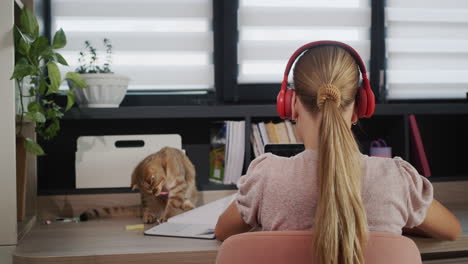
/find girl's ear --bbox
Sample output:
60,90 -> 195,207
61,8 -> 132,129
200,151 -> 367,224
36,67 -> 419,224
291,93 -> 299,121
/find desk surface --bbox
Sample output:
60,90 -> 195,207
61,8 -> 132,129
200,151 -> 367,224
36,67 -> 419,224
14,217 -> 220,264
14,212 -> 468,264
15,183 -> 468,264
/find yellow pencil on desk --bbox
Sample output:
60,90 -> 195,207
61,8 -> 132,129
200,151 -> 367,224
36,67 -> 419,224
125,224 -> 144,230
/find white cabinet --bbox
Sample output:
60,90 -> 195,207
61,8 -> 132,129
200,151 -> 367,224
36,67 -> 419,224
0,0 -> 18,248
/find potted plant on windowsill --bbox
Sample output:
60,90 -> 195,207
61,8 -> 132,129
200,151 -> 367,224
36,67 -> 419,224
70,39 -> 130,108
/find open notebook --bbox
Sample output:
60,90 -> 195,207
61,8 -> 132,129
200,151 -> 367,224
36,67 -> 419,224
144,194 -> 236,239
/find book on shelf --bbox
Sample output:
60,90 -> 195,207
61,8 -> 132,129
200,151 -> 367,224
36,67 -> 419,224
265,122 -> 279,144
209,121 -> 246,185
409,114 -> 431,177
250,120 -> 302,158
209,123 -> 226,184
258,122 -> 269,145
275,122 -> 289,143
250,131 -> 260,158
251,124 -> 264,158
284,120 -> 297,143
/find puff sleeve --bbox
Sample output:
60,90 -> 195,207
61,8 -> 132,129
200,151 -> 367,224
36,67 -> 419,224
235,153 -> 272,228
395,157 -> 434,228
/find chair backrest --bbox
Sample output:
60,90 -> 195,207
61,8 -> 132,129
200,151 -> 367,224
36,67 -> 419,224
216,231 -> 421,264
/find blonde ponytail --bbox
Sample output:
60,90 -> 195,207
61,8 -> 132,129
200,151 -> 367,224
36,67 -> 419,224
293,46 -> 368,264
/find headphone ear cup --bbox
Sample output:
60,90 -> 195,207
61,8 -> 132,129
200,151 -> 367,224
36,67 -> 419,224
356,87 -> 368,119
276,82 -> 287,119
283,89 -> 295,119
364,86 -> 375,117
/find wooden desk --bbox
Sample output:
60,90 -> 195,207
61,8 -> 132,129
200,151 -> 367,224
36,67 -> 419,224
13,213 -> 468,264
14,183 -> 468,264
413,207 -> 468,262
14,217 -> 220,264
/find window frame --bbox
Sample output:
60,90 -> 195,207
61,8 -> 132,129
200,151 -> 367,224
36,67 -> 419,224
46,0 -> 467,106
48,0 -> 221,106
233,0 -> 385,103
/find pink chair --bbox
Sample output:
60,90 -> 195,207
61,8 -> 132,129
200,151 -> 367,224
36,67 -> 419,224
216,231 -> 421,264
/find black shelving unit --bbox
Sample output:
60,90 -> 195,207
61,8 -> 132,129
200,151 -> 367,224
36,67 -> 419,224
37,103 -> 468,195
63,104 -> 468,120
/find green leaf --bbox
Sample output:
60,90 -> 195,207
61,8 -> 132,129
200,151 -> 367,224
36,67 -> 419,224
41,48 -> 55,60
25,111 -> 46,123
24,137 -> 45,156
46,107 -> 63,119
18,38 -> 30,55
52,28 -> 66,49
27,101 -> 41,112
10,63 -> 35,80
65,91 -> 75,111
65,72 -> 87,88
16,57 -> 29,66
20,8 -> 39,39
38,79 -> 48,94
15,26 -> 34,57
43,119 -> 60,139
46,62 -> 61,94
55,53 -> 68,66
31,37 -> 49,58
15,26 -> 34,44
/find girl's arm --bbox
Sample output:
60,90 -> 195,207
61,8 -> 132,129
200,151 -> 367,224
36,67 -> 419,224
405,199 -> 462,241
215,201 -> 252,241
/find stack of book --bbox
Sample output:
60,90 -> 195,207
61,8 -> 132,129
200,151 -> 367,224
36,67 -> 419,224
209,121 -> 246,185
251,120 -> 300,158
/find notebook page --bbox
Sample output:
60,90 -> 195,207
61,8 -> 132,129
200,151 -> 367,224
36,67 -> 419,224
145,222 -> 215,239
168,194 -> 236,226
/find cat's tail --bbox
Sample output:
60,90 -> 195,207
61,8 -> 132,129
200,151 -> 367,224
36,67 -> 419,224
79,205 -> 141,221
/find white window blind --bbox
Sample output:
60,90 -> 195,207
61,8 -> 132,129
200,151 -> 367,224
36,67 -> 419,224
386,0 -> 468,99
238,0 -> 371,84
52,0 -> 213,92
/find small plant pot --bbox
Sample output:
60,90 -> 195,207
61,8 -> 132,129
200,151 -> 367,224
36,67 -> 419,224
70,73 -> 129,108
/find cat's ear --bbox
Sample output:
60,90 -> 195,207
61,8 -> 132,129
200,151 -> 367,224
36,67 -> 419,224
131,184 -> 138,190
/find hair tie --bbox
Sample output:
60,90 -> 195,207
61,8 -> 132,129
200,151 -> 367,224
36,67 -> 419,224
317,84 -> 341,110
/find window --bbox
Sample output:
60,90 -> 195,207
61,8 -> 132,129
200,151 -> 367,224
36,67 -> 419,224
237,0 -> 372,84
52,0 -> 213,93
385,0 -> 468,99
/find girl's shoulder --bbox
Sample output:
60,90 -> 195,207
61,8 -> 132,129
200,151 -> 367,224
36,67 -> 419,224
362,154 -> 419,175
362,154 -> 432,194
247,152 -> 289,172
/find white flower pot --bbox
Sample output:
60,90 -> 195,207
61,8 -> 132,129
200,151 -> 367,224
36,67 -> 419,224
71,73 -> 129,108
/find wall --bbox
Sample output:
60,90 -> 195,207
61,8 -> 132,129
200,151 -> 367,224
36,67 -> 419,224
0,0 -> 18,247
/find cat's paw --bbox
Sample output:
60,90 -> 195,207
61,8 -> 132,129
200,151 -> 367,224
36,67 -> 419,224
160,216 -> 169,223
142,213 -> 157,224
182,200 -> 195,211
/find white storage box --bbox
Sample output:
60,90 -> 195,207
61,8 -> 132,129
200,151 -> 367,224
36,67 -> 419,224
75,134 -> 182,189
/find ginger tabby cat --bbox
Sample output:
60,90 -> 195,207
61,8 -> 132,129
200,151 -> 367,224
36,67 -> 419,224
80,147 -> 198,224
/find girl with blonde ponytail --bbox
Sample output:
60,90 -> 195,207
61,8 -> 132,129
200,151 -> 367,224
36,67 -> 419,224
216,43 -> 461,263
294,47 -> 368,264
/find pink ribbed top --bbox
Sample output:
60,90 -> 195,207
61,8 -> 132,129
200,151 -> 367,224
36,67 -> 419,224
235,149 -> 433,235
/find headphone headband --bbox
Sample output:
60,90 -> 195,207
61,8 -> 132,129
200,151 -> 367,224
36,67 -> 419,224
282,40 -> 369,85
277,40 -> 375,119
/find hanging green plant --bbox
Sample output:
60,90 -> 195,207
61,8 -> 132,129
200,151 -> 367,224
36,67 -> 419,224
11,6 -> 87,155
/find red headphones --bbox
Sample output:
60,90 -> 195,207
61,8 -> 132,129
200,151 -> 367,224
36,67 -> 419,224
276,40 -> 375,120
